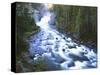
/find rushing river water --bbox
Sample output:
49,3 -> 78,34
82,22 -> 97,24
28,4 -> 97,70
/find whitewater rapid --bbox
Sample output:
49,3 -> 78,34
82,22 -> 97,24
28,4 -> 97,70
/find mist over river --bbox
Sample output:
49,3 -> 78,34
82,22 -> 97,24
28,4 -> 97,70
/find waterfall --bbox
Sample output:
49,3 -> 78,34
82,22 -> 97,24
28,4 -> 97,70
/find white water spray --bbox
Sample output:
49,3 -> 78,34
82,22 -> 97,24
29,4 -> 97,70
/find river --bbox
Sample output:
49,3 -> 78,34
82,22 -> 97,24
28,4 -> 97,70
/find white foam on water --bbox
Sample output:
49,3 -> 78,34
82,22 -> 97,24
29,4 -> 97,70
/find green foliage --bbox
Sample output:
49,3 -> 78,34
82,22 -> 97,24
33,57 -> 47,71
15,2 -> 48,72
16,53 -> 46,72
16,3 -> 39,56
53,5 -> 97,48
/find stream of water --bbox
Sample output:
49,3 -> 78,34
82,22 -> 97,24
28,4 -> 97,70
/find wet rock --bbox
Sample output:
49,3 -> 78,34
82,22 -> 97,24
68,45 -> 76,49
60,60 -> 74,69
69,53 -> 89,62
52,53 -> 66,63
80,61 -> 96,68
62,49 -> 65,52
42,53 -> 62,70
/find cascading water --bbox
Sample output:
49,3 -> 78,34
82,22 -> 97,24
29,4 -> 97,70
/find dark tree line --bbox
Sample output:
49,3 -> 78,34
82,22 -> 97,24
53,5 -> 97,49
15,2 -> 42,72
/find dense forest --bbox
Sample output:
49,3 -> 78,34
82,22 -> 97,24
15,2 -> 97,72
53,5 -> 97,49
15,3 -> 40,72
